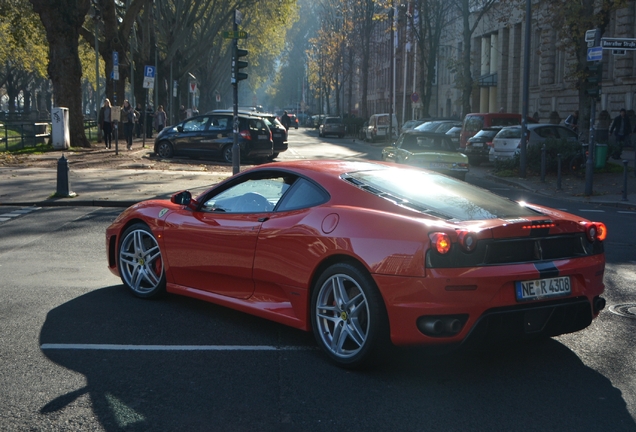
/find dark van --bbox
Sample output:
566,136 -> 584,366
460,113 -> 522,149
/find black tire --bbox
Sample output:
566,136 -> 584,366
118,223 -> 166,298
268,152 -> 280,161
222,145 -> 233,164
311,263 -> 390,368
156,140 -> 174,158
468,156 -> 481,166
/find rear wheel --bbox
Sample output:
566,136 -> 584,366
118,223 -> 166,298
268,152 -> 280,161
222,145 -> 233,164
156,140 -> 174,158
311,263 -> 390,368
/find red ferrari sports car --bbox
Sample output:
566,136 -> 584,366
106,160 -> 607,367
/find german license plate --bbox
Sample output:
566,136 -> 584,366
258,135 -> 268,139
430,162 -> 449,169
515,276 -> 571,301
273,133 -> 281,137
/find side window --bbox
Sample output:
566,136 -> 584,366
209,115 -> 229,132
277,178 -> 329,211
557,127 -> 578,140
201,176 -> 291,213
535,127 -> 559,139
182,116 -> 209,132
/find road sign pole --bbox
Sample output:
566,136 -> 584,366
585,29 -> 602,197
232,10 -> 241,175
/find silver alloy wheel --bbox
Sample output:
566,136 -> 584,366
222,145 -> 233,163
157,141 -> 173,158
119,228 -> 164,295
315,273 -> 370,359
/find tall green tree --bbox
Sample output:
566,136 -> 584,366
30,0 -> 92,147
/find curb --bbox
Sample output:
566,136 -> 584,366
486,174 -> 636,210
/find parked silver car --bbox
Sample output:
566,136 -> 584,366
490,124 -> 578,162
319,117 -> 346,138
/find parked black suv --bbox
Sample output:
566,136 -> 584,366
155,112 -> 273,163
463,126 -> 502,166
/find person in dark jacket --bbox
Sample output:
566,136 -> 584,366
609,108 -> 631,159
280,110 -> 291,130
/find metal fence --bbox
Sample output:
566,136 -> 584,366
1,120 -> 99,151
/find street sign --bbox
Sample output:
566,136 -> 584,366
411,92 -> 419,103
223,30 -> 248,39
113,51 -> 119,66
144,65 -> 156,78
189,82 -> 197,93
113,71 -> 119,81
143,77 -> 154,89
587,46 -> 603,62
173,80 -> 178,97
601,37 -> 636,50
613,49 -> 626,56
585,29 -> 598,43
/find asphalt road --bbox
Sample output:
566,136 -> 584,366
1,132 -> 635,431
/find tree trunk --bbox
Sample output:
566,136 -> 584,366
30,0 -> 91,148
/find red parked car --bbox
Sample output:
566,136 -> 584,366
106,160 -> 607,368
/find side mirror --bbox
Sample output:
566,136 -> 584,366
177,125 -> 184,133
171,190 -> 192,206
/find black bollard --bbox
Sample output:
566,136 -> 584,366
557,153 -> 562,190
541,144 -> 546,183
55,155 -> 76,198
622,160 -> 629,201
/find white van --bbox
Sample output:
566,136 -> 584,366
366,113 -> 399,142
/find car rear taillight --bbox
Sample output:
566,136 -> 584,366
584,222 -> 607,242
486,141 -> 493,147
429,232 -> 451,254
240,130 -> 251,140
457,231 -> 477,252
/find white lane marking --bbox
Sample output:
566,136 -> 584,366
577,209 -> 605,212
618,211 -> 636,214
41,343 -> 316,351
2,213 -> 21,218
490,187 -> 510,190
0,218 -> 10,222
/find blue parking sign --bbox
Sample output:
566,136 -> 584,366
113,51 -> 119,66
144,65 -> 156,78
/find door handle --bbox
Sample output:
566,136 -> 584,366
258,217 -> 269,222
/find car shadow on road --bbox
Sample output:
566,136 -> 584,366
39,285 -> 635,431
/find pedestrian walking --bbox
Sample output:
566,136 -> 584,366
564,110 -> 579,133
134,103 -> 143,138
154,105 -> 167,133
121,100 -> 135,150
98,99 -> 113,149
609,108 -> 631,159
145,105 -> 154,138
281,110 -> 291,130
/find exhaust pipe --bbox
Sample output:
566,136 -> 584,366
420,319 -> 444,336
444,319 -> 462,334
594,297 -> 606,314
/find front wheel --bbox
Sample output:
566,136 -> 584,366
118,223 -> 166,298
311,263 -> 390,368
156,140 -> 174,158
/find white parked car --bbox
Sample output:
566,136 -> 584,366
490,124 -> 578,162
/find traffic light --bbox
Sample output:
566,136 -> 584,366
585,62 -> 602,98
232,46 -> 248,84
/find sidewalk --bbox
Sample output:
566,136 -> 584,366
475,147 -> 636,209
0,144 -> 634,209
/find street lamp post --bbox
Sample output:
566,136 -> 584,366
90,2 -> 101,121
388,3 -> 395,141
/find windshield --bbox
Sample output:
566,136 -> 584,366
345,167 -> 539,221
